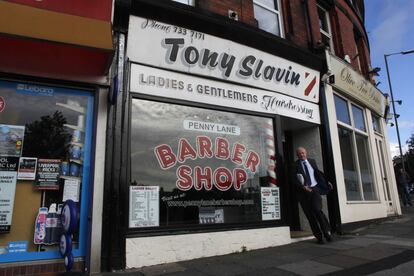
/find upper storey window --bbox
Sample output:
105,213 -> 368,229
172,0 -> 194,5
317,4 -> 334,52
253,0 -> 284,37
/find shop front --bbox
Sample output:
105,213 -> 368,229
105,5 -> 325,268
323,52 -> 400,225
0,1 -> 113,274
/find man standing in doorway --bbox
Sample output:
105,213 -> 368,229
293,147 -> 332,244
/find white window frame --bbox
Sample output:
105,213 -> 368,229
334,93 -> 378,202
172,0 -> 195,6
253,0 -> 284,38
317,4 -> 334,53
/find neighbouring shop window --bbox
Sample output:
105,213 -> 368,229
317,4 -> 334,52
129,99 -> 279,229
0,80 -> 93,261
334,93 -> 377,201
253,0 -> 283,37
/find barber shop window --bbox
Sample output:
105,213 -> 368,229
253,0 -> 284,37
334,94 -> 377,201
0,80 -> 93,261
129,99 -> 279,230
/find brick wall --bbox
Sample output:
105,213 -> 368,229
196,0 -> 373,79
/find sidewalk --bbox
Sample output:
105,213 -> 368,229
101,206 -> 414,276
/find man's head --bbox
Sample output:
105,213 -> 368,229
296,147 -> 307,161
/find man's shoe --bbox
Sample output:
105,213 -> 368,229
316,239 -> 324,244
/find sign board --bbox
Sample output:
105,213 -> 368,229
328,53 -> 386,116
17,157 -> 37,180
0,156 -> 19,232
35,159 -> 61,190
127,16 -> 320,104
0,124 -> 25,157
129,186 -> 160,228
261,187 -> 280,220
130,64 -> 320,124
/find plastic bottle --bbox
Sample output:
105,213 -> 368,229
34,207 -> 48,244
45,204 -> 59,244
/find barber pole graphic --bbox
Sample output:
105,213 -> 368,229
265,120 -> 277,187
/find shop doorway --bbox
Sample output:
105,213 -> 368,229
280,117 -> 327,238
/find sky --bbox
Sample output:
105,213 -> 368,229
365,0 -> 414,157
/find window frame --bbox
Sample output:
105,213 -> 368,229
317,4 -> 334,53
253,0 -> 284,38
125,93 -> 284,236
0,79 -> 95,263
334,92 -> 378,203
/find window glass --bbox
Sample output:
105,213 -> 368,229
334,95 -> 351,125
338,127 -> 361,201
253,4 -> 281,36
352,104 -> 366,132
172,0 -> 193,5
256,0 -> 277,9
130,99 -> 278,228
0,80 -> 93,261
355,134 -> 376,200
317,6 -> 329,33
372,115 -> 381,133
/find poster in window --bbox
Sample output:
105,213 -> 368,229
17,157 -> 37,180
261,187 -> 280,220
129,186 -> 159,228
0,156 -> 19,232
0,124 -> 25,157
35,159 -> 61,190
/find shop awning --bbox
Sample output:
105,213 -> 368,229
0,1 -> 114,83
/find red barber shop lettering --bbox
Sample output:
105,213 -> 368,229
154,136 -> 260,191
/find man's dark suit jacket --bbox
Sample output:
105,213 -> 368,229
292,158 -> 330,200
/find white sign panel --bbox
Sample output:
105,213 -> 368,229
0,157 -> 19,232
127,16 -> 320,103
329,54 -> 386,116
129,186 -> 160,228
184,120 -> 240,136
130,64 -> 320,124
261,187 -> 280,220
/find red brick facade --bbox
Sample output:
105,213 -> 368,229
196,0 -> 372,79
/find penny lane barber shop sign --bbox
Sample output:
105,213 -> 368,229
126,17 -> 321,105
154,136 -> 259,191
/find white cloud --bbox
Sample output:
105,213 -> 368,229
397,120 -> 414,129
369,1 -> 414,61
389,141 -> 409,157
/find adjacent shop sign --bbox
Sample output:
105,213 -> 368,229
0,156 -> 19,232
129,186 -> 159,228
261,187 -> 280,220
130,64 -> 320,124
127,16 -> 320,104
328,54 -> 386,116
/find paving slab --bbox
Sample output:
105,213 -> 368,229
335,237 -> 379,247
340,243 -> 404,261
138,263 -> 187,276
235,267 -> 300,276
313,254 -> 371,269
278,260 -> 342,276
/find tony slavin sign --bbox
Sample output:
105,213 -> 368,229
126,16 -> 320,104
130,64 -> 320,124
